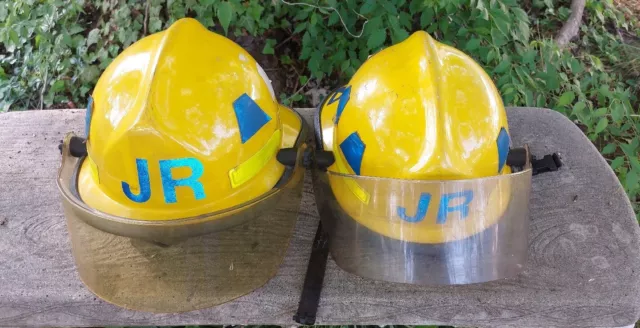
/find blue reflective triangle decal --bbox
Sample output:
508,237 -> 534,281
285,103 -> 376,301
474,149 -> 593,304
497,127 -> 511,173
329,86 -> 351,124
233,93 -> 272,144
340,131 -> 366,175
85,96 -> 93,138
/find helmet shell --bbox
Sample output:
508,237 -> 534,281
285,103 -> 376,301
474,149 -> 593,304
320,31 -> 511,180
80,18 -> 288,220
317,31 -> 514,244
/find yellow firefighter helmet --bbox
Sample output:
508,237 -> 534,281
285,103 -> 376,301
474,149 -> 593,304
57,18 -> 307,312
313,31 -> 532,285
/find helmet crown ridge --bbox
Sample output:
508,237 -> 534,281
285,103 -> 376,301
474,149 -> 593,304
328,30 -> 509,180
80,18 -> 288,220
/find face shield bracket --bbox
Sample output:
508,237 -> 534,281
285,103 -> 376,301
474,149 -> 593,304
313,151 -> 335,171
58,136 -> 87,157
277,147 -> 313,168
507,146 -> 562,176
278,147 -> 333,171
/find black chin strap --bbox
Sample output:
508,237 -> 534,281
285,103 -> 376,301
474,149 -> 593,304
293,221 -> 330,325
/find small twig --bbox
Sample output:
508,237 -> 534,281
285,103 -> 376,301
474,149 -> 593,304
286,77 -> 312,102
39,69 -> 48,110
143,0 -> 151,35
605,113 -> 640,120
290,64 -> 300,76
622,109 -> 640,136
292,79 -> 300,96
275,34 -> 296,49
279,0 -> 368,38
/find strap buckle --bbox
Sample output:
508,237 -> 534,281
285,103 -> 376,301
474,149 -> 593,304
532,153 -> 563,176
506,146 -> 562,176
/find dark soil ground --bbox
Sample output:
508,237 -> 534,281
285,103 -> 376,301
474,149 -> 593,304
613,0 -> 640,25
615,0 -> 640,21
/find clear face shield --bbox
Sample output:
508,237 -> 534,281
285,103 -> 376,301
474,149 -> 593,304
57,125 -> 307,312
312,147 -> 533,285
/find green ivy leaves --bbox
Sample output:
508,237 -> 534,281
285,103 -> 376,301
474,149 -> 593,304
557,91 -> 576,107
87,29 -> 100,46
262,39 -> 276,55
217,2 -> 233,35
367,29 -> 386,49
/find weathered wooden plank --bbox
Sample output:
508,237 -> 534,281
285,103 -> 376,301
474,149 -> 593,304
0,108 -> 638,328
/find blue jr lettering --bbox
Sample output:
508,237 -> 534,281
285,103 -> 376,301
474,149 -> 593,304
436,190 -> 473,224
397,190 -> 474,224
159,158 -> 206,204
397,193 -> 432,223
121,157 -> 206,204
122,159 -> 152,203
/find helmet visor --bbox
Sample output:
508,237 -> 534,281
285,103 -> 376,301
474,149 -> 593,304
313,156 -> 532,285
57,132 -> 305,313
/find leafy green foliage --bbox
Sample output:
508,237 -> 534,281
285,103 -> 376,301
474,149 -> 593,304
0,0 -> 88,110
0,0 -> 638,218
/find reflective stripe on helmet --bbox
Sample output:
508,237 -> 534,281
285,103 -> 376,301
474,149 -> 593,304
333,149 -> 370,204
228,129 -> 282,188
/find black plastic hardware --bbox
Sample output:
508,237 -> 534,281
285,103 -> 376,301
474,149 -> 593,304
532,153 -> 563,176
58,136 -> 87,157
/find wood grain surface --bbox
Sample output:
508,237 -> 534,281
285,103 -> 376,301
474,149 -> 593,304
0,108 -> 639,328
